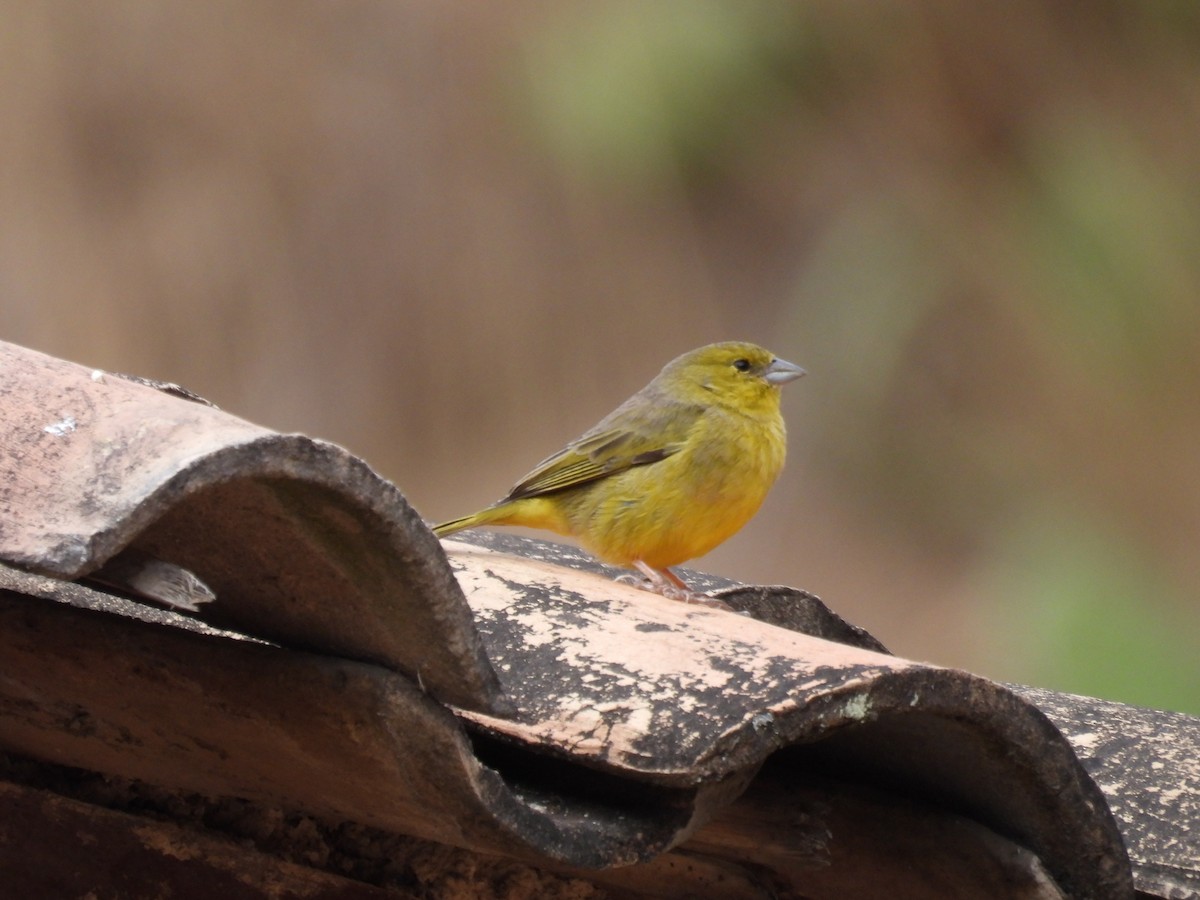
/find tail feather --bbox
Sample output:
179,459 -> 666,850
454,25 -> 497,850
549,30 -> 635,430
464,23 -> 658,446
432,497 -> 569,539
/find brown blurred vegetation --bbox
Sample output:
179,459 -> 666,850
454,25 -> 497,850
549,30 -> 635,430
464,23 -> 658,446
3,2 -> 1199,711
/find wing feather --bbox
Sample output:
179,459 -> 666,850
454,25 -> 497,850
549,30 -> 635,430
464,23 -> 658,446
504,392 -> 703,501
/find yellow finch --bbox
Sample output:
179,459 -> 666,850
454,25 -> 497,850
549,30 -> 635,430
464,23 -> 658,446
433,342 -> 805,603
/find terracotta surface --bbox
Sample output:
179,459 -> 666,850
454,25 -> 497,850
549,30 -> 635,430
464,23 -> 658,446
5,338 -> 1197,898
0,339 -> 502,712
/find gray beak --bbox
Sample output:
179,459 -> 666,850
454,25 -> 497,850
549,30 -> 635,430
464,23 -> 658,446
764,357 -> 806,385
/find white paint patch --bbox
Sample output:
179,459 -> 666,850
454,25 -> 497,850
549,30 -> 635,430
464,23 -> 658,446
43,416 -> 77,436
1159,786 -> 1183,804
1071,731 -> 1099,752
842,694 -> 873,721
750,711 -> 775,732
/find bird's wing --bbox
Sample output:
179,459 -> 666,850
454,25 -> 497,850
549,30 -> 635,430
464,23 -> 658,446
504,395 -> 702,501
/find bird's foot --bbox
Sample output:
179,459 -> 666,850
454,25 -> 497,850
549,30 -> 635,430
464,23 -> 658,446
657,584 -> 736,610
621,562 -> 736,611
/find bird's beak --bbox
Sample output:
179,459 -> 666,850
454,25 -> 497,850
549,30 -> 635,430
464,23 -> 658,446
764,357 -> 806,385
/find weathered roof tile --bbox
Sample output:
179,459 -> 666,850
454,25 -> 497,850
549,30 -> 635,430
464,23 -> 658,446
0,340 -> 503,712
5,339 -> 1196,898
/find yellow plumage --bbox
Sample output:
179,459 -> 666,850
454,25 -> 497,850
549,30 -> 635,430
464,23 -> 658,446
433,341 -> 805,599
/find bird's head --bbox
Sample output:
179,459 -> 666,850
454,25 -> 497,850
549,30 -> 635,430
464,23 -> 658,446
663,341 -> 806,414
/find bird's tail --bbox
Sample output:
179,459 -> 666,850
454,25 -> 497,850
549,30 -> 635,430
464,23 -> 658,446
433,497 -> 570,540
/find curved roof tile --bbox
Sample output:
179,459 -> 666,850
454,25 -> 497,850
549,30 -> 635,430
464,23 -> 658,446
0,340 -> 503,712
3,339 -> 1186,898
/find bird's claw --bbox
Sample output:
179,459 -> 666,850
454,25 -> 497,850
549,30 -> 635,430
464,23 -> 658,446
672,589 -> 736,612
614,573 -> 647,587
615,571 -> 736,611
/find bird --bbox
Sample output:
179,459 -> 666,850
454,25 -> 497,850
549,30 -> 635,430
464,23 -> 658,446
432,341 -> 805,605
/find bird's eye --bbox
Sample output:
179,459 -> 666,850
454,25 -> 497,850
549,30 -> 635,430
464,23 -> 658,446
732,358 -> 751,372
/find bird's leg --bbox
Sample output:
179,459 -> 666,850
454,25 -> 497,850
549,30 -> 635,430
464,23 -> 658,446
656,565 -> 691,591
631,560 -> 691,599
628,561 -> 734,611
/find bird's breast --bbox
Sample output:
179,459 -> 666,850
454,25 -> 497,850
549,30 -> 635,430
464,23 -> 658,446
569,407 -> 787,569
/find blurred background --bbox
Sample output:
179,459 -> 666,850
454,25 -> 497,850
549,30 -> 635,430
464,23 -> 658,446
3,2 -> 1199,713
